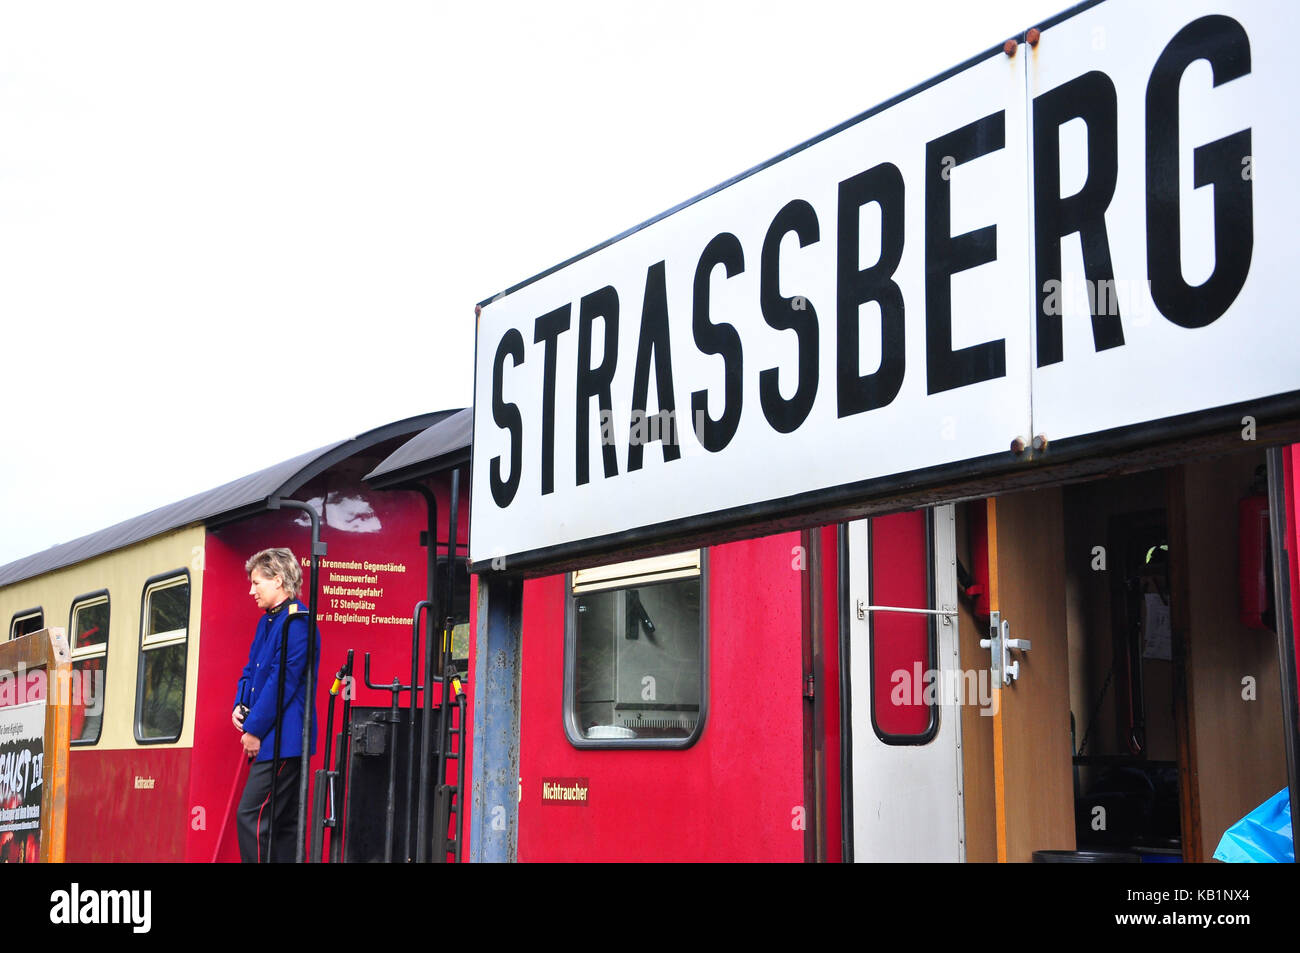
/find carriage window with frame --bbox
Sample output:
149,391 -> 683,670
9,608 -> 43,641
135,572 -> 189,744
565,551 -> 706,747
435,553 -> 471,675
69,592 -> 110,746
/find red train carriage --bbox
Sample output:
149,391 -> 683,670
0,411 -> 471,862
462,1 -> 1300,863
444,456 -> 1296,863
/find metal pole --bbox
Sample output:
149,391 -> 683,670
453,690 -> 467,861
407,600 -> 430,861
468,573 -> 523,863
328,649 -> 352,863
412,485 -> 439,862
414,482 -> 443,863
269,498 -> 324,864
312,658 -> 344,863
268,610 -> 290,860
333,657 -> 354,864
434,467 -> 462,862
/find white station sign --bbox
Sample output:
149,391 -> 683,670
471,0 -> 1300,571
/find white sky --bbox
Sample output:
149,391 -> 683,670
0,0 -> 1065,567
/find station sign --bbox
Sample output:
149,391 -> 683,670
471,0 -> 1300,572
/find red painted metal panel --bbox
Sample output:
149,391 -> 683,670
517,534 -> 805,862
870,511 -> 931,738
66,748 -> 192,862
817,524 -> 842,863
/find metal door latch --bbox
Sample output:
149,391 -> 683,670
980,611 -> 1032,685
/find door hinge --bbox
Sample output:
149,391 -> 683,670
803,674 -> 815,699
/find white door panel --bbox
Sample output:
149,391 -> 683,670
849,505 -> 965,862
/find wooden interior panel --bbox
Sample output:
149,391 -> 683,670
957,598 -> 996,862
991,488 -> 1076,862
953,504 -> 995,862
1173,453 -> 1287,859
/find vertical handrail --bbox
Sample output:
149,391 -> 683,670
412,485 -> 440,862
453,689 -> 467,861
267,497 -> 325,863
332,659 -> 355,864
434,467 -> 462,862
407,600 -> 431,861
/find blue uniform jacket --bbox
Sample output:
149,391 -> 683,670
233,600 -> 320,762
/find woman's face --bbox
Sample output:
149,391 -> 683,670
248,569 -> 286,610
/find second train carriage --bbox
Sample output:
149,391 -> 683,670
0,411 -> 472,862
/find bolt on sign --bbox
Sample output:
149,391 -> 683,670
471,0 -> 1300,573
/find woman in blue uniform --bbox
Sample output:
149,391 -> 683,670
233,548 -> 320,863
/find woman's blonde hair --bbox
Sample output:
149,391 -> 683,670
245,547 -> 303,600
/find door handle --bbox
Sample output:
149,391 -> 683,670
981,613 -> 1031,686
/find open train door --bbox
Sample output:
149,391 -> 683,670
974,490 -> 1076,862
846,505 -> 965,861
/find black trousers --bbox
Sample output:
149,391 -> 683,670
237,757 -> 301,863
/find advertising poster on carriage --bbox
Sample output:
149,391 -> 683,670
0,700 -> 46,864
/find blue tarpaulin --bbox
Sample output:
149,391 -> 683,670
1213,788 -> 1294,863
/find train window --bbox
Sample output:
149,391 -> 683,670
69,592 -> 110,746
135,572 -> 189,744
435,554 -> 471,673
565,551 -> 706,748
868,510 -> 939,744
9,608 -> 43,641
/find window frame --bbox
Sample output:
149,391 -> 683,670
68,590 -> 110,746
867,509 -> 941,746
9,607 -> 44,641
434,552 -> 471,673
134,569 -> 190,745
563,550 -> 709,750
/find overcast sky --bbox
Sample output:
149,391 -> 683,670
0,0 -> 1065,567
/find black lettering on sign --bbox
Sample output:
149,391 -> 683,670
925,111 -> 1008,395
690,233 -> 745,453
490,329 -> 525,508
1146,15 -> 1253,328
575,286 -> 619,486
1034,71 -> 1124,366
760,200 -> 820,433
628,261 -> 682,472
837,163 -> 906,418
534,305 -> 571,496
